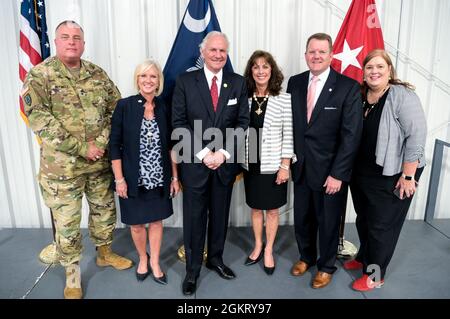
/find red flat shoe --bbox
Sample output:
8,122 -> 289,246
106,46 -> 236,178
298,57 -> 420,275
343,259 -> 363,270
352,274 -> 384,292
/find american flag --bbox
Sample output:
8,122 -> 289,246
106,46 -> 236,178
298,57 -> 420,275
19,0 -> 50,124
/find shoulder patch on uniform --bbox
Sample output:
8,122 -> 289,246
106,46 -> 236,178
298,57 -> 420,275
23,93 -> 32,106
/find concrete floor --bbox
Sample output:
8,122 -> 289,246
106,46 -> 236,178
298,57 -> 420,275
1,221 -> 449,299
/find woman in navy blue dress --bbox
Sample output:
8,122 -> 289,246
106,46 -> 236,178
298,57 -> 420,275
109,60 -> 180,285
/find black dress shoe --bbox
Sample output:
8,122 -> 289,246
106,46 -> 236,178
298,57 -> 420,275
149,266 -> 168,285
205,262 -> 236,280
182,274 -> 197,296
264,265 -> 275,275
136,252 -> 150,282
135,267 -> 149,282
244,244 -> 265,266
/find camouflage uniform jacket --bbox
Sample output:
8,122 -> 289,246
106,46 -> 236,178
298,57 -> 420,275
22,56 -> 121,180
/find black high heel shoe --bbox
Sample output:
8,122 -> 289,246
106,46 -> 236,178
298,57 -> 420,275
263,251 -> 275,275
135,253 -> 150,282
263,264 -> 275,275
244,243 -> 265,266
149,265 -> 168,285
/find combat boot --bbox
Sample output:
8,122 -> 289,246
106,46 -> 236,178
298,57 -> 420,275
96,244 -> 133,270
64,263 -> 82,299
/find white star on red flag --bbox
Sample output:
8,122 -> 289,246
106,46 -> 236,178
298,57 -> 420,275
330,0 -> 384,83
333,40 -> 363,73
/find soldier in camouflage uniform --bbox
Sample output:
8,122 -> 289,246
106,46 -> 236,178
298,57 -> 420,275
21,20 -> 132,299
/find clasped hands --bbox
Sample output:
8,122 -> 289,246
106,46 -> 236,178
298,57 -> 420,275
203,151 -> 225,170
86,141 -> 104,161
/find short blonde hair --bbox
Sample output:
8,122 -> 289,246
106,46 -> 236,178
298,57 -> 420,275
134,60 -> 164,96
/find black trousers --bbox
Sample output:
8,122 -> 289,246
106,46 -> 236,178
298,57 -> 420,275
350,168 -> 423,279
293,181 -> 347,274
182,171 -> 233,277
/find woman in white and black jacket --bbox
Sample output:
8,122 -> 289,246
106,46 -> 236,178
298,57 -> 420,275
241,50 -> 295,275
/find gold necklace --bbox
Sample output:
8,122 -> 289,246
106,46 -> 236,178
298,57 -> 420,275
252,93 -> 269,115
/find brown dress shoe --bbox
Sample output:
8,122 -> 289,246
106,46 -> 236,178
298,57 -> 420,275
291,260 -> 309,276
312,271 -> 333,289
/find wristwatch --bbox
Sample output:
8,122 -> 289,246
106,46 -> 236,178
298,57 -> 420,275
402,173 -> 414,181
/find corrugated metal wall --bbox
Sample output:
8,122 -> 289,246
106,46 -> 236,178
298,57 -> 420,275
1,0 -> 449,228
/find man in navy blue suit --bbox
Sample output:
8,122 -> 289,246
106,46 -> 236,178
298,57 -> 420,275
172,31 -> 249,295
287,33 -> 362,289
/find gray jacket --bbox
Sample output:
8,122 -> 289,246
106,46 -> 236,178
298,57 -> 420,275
376,84 -> 427,176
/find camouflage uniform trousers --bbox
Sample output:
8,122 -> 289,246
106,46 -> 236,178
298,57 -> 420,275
39,169 -> 116,267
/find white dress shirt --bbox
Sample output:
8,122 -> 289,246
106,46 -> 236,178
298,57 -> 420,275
196,67 -> 230,161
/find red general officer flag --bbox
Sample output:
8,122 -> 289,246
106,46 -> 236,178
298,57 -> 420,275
331,0 -> 384,83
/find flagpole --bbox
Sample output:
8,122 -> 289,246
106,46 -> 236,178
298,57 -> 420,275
332,0 -> 385,259
337,188 -> 358,258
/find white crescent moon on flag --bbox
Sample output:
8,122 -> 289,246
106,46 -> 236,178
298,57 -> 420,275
183,4 -> 211,33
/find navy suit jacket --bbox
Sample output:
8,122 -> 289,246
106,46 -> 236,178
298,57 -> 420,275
109,94 -> 172,197
287,68 -> 363,190
172,69 -> 249,187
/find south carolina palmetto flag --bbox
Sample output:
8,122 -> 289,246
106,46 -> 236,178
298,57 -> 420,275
162,0 -> 233,106
331,0 -> 384,83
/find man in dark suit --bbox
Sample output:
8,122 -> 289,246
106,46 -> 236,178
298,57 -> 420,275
287,33 -> 362,289
172,31 -> 249,295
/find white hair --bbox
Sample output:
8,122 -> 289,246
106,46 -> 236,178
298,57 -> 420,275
199,31 -> 230,52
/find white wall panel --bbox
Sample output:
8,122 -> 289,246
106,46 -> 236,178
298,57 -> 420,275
1,0 -> 449,228
435,1 -> 450,85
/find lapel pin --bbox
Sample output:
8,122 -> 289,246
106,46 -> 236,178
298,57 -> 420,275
138,99 -> 143,103
329,88 -> 332,92
223,83 -> 228,88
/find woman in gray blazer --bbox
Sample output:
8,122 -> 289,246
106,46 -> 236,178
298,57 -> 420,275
347,49 -> 427,291
241,50 -> 294,275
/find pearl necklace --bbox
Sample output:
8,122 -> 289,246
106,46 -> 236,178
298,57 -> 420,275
252,93 -> 269,115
